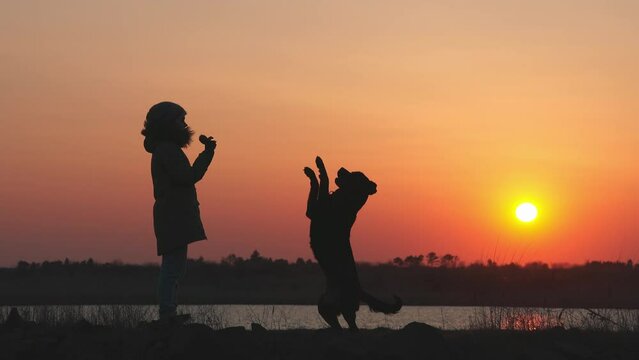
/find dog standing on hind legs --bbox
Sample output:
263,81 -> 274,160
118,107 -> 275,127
303,156 -> 402,330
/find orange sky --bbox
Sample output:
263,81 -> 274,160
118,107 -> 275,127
1,1 -> 638,266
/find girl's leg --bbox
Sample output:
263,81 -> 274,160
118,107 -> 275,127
158,245 -> 188,319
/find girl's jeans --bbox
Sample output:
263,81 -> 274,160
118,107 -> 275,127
158,245 -> 188,319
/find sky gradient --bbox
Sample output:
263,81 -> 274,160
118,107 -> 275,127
1,1 -> 638,266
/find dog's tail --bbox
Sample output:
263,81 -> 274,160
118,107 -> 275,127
360,289 -> 402,314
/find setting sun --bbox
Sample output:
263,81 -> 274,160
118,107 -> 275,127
516,203 -> 538,223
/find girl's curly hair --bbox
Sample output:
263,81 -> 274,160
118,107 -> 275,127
141,101 -> 193,152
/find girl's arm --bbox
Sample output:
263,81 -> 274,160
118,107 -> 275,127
156,143 -> 214,186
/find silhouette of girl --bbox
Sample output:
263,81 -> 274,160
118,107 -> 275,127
141,101 -> 217,321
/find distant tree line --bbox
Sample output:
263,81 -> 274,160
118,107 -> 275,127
11,250 -> 636,272
2,251 -> 639,308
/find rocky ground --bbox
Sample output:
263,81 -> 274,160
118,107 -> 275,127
1,308 -> 638,360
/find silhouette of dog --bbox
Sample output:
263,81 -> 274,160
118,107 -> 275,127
304,156 -> 402,330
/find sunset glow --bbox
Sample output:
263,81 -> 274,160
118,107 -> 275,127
0,1 -> 638,266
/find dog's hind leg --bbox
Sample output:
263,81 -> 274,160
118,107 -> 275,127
318,296 -> 342,329
342,310 -> 359,331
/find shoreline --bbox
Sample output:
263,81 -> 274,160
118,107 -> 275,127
3,302 -> 639,309
3,304 -> 638,332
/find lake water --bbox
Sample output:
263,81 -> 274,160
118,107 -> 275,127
2,305 -> 638,331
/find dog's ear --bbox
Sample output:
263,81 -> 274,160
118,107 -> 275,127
338,167 -> 351,177
335,168 -> 351,189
